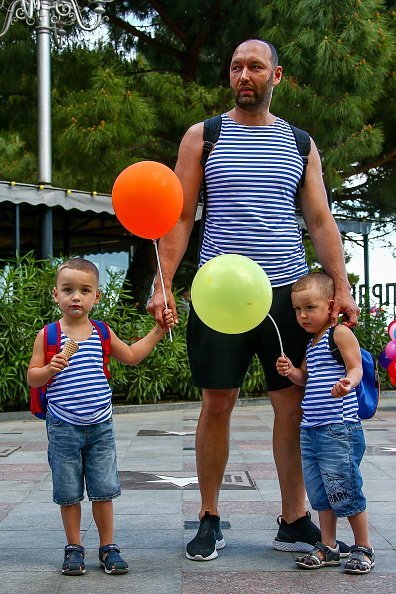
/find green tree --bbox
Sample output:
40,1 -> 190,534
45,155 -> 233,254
261,0 -> 395,223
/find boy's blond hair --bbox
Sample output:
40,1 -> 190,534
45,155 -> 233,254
56,258 -> 99,286
292,272 -> 334,300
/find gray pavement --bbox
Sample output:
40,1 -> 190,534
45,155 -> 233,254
0,393 -> 395,594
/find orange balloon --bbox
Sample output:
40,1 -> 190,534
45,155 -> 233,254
112,161 -> 183,239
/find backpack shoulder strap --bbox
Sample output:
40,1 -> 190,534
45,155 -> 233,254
90,319 -> 111,379
328,326 -> 344,365
198,114 -> 222,258
200,114 -> 222,167
289,124 -> 311,189
44,321 -> 61,364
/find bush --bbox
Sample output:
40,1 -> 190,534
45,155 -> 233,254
4,254 -> 389,413
353,306 -> 392,390
0,254 -> 264,412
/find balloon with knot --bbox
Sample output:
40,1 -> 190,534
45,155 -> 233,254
112,161 -> 183,239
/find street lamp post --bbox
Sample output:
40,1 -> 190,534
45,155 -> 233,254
0,0 -> 112,257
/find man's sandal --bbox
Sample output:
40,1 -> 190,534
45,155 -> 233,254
99,543 -> 129,574
344,545 -> 375,574
296,541 -> 341,569
62,544 -> 86,575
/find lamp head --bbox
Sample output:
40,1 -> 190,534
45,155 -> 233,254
89,0 -> 113,15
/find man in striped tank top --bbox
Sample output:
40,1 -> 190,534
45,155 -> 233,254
148,39 -> 359,561
276,272 -> 374,573
28,258 -> 174,575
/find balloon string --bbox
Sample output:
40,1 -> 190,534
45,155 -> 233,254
267,314 -> 284,355
153,239 -> 173,342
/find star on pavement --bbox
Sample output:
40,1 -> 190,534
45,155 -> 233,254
147,474 -> 199,487
163,431 -> 196,436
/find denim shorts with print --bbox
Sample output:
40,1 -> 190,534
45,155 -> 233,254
300,422 -> 366,518
46,412 -> 121,506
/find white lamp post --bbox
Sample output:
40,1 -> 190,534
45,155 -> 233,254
0,0 -> 112,257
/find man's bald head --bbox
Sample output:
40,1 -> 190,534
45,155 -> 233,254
232,39 -> 279,68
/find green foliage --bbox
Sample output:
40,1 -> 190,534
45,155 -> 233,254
53,57 -> 156,191
264,0 -> 395,220
0,254 -> 392,411
0,133 -> 37,180
0,254 -> 205,410
353,305 -> 391,389
0,1 -> 394,227
0,254 -> 59,410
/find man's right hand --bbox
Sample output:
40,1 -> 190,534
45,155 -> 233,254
147,286 -> 179,329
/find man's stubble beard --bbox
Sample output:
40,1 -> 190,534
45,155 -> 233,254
233,77 -> 274,111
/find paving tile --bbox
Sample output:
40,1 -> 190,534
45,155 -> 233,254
0,395 -> 395,594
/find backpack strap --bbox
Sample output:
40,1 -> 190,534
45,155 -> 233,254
45,321 -> 61,372
328,326 -> 344,365
90,319 -> 111,379
30,321 -> 61,419
290,124 -> 311,189
200,114 -> 222,168
198,114 -> 222,257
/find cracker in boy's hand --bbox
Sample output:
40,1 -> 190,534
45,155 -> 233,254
61,340 -> 79,360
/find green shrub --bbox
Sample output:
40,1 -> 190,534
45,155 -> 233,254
3,254 -> 389,413
0,254 -> 222,410
353,306 -> 392,389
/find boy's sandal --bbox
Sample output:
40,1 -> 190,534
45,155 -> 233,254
99,543 -> 129,575
62,544 -> 86,576
344,545 -> 375,574
296,542 -> 341,569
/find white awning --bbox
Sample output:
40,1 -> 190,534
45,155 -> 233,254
0,180 -> 114,214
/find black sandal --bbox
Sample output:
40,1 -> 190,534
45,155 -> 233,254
62,544 -> 86,575
99,543 -> 129,574
344,545 -> 375,574
296,541 -> 341,569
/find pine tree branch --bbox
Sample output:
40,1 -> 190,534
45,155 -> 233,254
149,0 -> 189,46
107,14 -> 184,61
348,149 -> 396,177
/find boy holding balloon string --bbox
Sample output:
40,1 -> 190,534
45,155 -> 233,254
276,271 -> 374,574
28,257 -> 174,576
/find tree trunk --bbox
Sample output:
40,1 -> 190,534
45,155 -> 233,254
123,238 -> 156,313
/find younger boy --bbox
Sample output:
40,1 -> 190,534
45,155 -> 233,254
276,272 -> 375,574
28,258 -> 174,576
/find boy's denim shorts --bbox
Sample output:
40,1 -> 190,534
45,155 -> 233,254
46,412 -> 121,506
300,422 -> 366,518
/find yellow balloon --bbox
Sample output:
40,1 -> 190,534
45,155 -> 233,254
191,254 -> 273,334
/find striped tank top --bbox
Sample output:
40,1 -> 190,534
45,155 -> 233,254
201,113 -> 309,286
47,327 -> 112,425
302,328 -> 359,427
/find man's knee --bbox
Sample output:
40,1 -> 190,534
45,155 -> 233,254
270,385 -> 304,424
201,388 -> 239,416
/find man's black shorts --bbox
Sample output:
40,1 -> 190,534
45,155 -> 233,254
187,283 -> 310,392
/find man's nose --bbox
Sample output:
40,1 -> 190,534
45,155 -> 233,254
240,66 -> 250,81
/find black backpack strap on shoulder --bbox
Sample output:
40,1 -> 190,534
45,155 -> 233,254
198,114 -> 222,259
328,326 -> 344,365
290,124 -> 311,189
200,114 -> 222,167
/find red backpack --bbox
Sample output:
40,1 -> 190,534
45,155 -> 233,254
30,319 -> 111,419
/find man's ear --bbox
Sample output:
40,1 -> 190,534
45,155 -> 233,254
52,287 -> 58,303
273,65 -> 283,86
328,299 -> 335,313
94,290 -> 101,304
